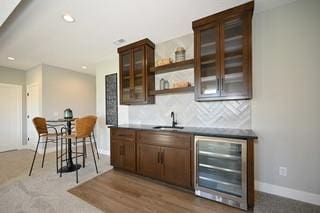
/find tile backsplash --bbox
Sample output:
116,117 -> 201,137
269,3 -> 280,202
128,33 -> 251,129
129,93 -> 251,129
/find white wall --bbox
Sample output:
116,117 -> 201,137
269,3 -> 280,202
252,0 -> 320,201
42,64 -> 96,119
26,64 -> 43,116
95,56 -> 128,155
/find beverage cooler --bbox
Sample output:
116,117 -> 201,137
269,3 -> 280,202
194,136 -> 248,210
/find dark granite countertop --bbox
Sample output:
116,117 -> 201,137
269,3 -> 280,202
109,124 -> 257,140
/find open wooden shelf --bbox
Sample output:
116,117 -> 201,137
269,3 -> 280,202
151,59 -> 194,74
150,86 -> 194,95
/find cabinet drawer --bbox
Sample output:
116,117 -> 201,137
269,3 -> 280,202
137,130 -> 191,149
111,128 -> 135,141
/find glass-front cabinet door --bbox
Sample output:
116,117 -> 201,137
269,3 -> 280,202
193,2 -> 253,101
132,48 -> 145,102
220,15 -> 249,97
120,52 -> 131,103
195,25 -> 220,100
118,39 -> 155,105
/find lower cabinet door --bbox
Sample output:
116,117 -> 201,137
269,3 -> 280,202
162,147 -> 191,188
111,141 -> 123,168
137,143 -> 162,179
123,141 -> 136,172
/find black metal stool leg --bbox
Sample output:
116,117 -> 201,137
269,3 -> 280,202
60,135 -> 63,177
65,135 -> 68,162
56,134 -> 58,173
29,136 -> 40,176
41,136 -> 48,168
89,136 -> 98,174
92,132 -> 100,159
83,138 -> 87,158
75,138 -> 79,183
82,138 -> 86,168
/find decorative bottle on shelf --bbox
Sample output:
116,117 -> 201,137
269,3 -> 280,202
164,80 -> 170,89
160,78 -> 165,90
175,47 -> 186,62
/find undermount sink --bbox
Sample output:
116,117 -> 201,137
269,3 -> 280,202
153,125 -> 184,130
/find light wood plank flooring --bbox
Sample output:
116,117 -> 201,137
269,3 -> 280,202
69,169 -> 245,213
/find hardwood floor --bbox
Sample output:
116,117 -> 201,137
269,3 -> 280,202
69,169 -> 242,213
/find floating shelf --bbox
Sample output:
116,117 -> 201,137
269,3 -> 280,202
150,86 -> 194,95
151,59 -> 194,74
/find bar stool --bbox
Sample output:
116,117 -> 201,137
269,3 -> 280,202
61,115 -> 98,183
70,125 -> 100,160
28,117 -> 61,176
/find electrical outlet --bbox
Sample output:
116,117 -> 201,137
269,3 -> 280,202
279,167 -> 287,177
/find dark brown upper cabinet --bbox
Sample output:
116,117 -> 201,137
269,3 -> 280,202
118,39 -> 155,105
193,1 -> 254,101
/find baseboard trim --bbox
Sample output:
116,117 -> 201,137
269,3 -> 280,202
97,148 -> 109,156
255,181 -> 320,206
22,143 -> 84,154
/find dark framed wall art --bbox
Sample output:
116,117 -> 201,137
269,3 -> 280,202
105,73 -> 118,126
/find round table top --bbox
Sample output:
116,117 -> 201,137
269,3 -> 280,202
47,118 -> 76,123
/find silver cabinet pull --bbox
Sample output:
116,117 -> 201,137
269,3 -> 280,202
221,77 -> 224,91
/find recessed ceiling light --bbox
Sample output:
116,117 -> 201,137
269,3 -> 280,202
7,56 -> 15,61
113,38 -> 126,46
62,14 -> 75,23
81,66 -> 87,69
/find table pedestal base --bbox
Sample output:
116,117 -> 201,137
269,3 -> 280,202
58,164 -> 81,173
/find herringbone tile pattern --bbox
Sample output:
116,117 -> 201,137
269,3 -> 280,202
129,93 -> 251,129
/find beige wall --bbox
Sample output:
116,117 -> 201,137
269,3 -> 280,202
0,66 -> 25,84
42,64 -> 96,119
0,66 -> 27,144
252,0 -> 320,195
95,56 -> 128,154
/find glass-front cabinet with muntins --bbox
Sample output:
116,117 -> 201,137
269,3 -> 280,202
193,1 -> 253,101
196,25 -> 220,98
133,48 -> 144,101
118,39 -> 155,105
221,16 -> 249,97
120,52 -> 131,103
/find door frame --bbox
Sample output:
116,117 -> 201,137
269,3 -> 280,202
26,83 -> 41,146
0,83 -> 23,150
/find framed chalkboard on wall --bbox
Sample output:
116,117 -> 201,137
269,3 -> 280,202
105,73 -> 118,126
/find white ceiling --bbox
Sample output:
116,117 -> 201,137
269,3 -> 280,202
0,0 -> 297,75
0,0 -> 22,26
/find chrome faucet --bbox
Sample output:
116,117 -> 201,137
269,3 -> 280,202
171,112 -> 178,128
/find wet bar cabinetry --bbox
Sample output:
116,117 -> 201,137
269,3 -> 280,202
110,126 -> 256,209
118,39 -> 155,105
110,128 -> 193,189
136,131 -> 192,189
193,2 -> 254,101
